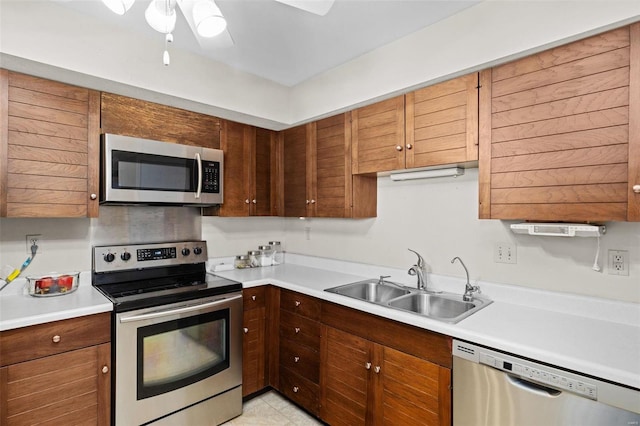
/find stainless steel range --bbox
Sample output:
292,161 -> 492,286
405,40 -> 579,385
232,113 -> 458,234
92,241 -> 243,426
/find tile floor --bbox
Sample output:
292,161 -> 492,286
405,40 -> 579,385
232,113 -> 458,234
223,391 -> 324,426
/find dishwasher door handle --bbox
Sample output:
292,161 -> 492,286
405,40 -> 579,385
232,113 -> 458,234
507,374 -> 562,398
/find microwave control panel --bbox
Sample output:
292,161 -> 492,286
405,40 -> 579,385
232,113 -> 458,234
202,161 -> 220,193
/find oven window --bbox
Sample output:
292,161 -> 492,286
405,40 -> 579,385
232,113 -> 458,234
137,308 -> 229,400
112,150 -> 196,192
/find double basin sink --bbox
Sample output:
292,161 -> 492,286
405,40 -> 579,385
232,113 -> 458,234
325,279 -> 491,324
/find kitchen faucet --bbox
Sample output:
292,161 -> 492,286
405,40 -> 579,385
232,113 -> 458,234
451,256 -> 479,301
407,249 -> 427,290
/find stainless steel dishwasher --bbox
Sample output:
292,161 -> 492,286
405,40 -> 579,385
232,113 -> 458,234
453,340 -> 640,426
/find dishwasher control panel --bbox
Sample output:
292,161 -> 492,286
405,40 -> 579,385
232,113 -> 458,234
453,340 -> 598,400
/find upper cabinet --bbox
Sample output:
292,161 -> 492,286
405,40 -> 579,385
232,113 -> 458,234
282,113 -> 376,218
0,70 -> 100,218
100,92 -> 221,148
406,73 -> 479,168
219,121 -> 278,217
479,24 -> 640,222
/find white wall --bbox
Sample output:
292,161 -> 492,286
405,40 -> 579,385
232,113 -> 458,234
201,170 -> 640,303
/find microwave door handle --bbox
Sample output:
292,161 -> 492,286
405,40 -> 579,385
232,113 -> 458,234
195,152 -> 202,199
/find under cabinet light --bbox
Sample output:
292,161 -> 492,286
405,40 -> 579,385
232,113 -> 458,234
389,167 -> 464,181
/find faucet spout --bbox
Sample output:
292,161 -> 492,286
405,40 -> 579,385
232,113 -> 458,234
408,249 -> 427,290
451,256 -> 479,301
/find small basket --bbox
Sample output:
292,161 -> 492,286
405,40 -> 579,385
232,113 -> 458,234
26,272 -> 80,297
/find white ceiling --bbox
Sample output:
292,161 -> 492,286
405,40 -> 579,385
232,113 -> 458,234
58,0 -> 480,86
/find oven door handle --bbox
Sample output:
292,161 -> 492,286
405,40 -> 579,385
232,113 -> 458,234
119,294 -> 241,323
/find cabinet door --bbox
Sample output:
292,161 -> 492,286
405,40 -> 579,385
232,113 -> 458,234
283,124 -> 311,217
479,24 -> 640,222
100,92 -> 221,148
220,120 -> 252,216
0,343 -> 111,426
242,307 -> 266,396
375,346 -> 451,426
320,325 -> 371,426
0,70 -> 100,218
406,73 -> 479,168
352,96 -> 405,175
254,128 -> 277,216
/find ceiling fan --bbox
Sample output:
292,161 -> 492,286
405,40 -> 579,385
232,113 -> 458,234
100,0 -> 336,65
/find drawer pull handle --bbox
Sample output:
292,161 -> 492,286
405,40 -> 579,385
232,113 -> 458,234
374,366 -> 381,374
52,335 -> 61,343
294,327 -> 301,334
295,300 -> 301,307
102,365 -> 109,374
294,356 -> 300,363
365,362 -> 371,370
633,184 -> 640,194
293,386 -> 299,393
90,193 -> 97,200
243,327 -> 249,334
251,295 -> 256,301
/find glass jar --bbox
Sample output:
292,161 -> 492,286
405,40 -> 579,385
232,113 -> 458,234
247,250 -> 261,268
258,245 -> 274,266
234,255 -> 250,269
269,241 -> 283,265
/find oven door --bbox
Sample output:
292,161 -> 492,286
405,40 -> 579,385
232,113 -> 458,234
115,292 -> 242,426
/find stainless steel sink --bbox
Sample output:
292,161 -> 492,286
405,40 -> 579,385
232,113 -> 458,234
387,292 -> 487,323
325,279 -> 491,324
325,279 -> 411,303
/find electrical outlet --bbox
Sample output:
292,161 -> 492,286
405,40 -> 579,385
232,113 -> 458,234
26,234 -> 42,255
608,250 -> 629,276
494,242 -> 517,264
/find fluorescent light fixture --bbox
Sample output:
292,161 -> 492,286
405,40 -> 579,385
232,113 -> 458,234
389,167 -> 464,181
101,0 -> 135,15
510,223 -> 605,237
193,0 -> 227,38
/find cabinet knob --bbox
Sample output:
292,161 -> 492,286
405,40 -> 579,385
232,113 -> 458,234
102,365 -> 109,374
406,144 -> 413,150
293,386 -> 299,393
252,199 -> 257,204
365,362 -> 372,370
251,295 -> 256,301
634,184 -> 640,194
90,193 -> 97,200
52,335 -> 61,343
243,327 -> 249,334
306,200 -> 310,204
294,356 -> 300,363
374,366 -> 381,374
311,199 -> 316,204
245,199 -> 250,204
396,145 -> 403,152
294,327 -> 301,334
295,300 -> 301,307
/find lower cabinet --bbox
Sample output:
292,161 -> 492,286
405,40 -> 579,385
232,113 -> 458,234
320,326 -> 451,426
242,286 -> 267,397
0,313 -> 111,425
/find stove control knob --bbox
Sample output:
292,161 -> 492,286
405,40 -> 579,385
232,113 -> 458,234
193,247 -> 203,255
121,252 -> 131,261
104,253 -> 115,263
181,248 -> 191,256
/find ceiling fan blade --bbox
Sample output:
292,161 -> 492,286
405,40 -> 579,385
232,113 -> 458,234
273,0 -> 335,16
178,0 -> 234,48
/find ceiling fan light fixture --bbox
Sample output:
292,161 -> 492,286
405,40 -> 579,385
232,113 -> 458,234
145,0 -> 177,34
101,0 -> 135,15
193,0 -> 227,38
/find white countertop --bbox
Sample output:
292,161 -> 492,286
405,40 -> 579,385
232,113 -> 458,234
213,258 -> 640,390
0,272 -> 112,331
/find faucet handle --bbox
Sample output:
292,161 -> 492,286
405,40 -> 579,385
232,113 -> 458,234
378,275 -> 391,285
408,249 -> 426,270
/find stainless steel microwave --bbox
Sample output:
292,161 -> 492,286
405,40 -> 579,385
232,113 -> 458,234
101,134 -> 223,206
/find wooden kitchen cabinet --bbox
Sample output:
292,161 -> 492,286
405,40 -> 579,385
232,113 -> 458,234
0,70 -> 100,217
405,73 -> 479,168
276,289 -> 321,416
479,23 -> 640,222
219,121 -> 278,217
320,301 -> 452,426
242,286 -> 267,397
100,92 -> 221,149
0,312 -> 111,425
281,113 -> 376,218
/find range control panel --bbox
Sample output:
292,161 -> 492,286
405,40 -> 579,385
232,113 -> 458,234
93,241 -> 207,273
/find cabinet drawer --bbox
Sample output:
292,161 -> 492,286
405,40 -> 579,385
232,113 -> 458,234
243,286 -> 266,310
280,337 -> 319,383
280,289 -> 320,320
0,312 -> 111,366
279,367 -> 319,416
279,310 -> 320,350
